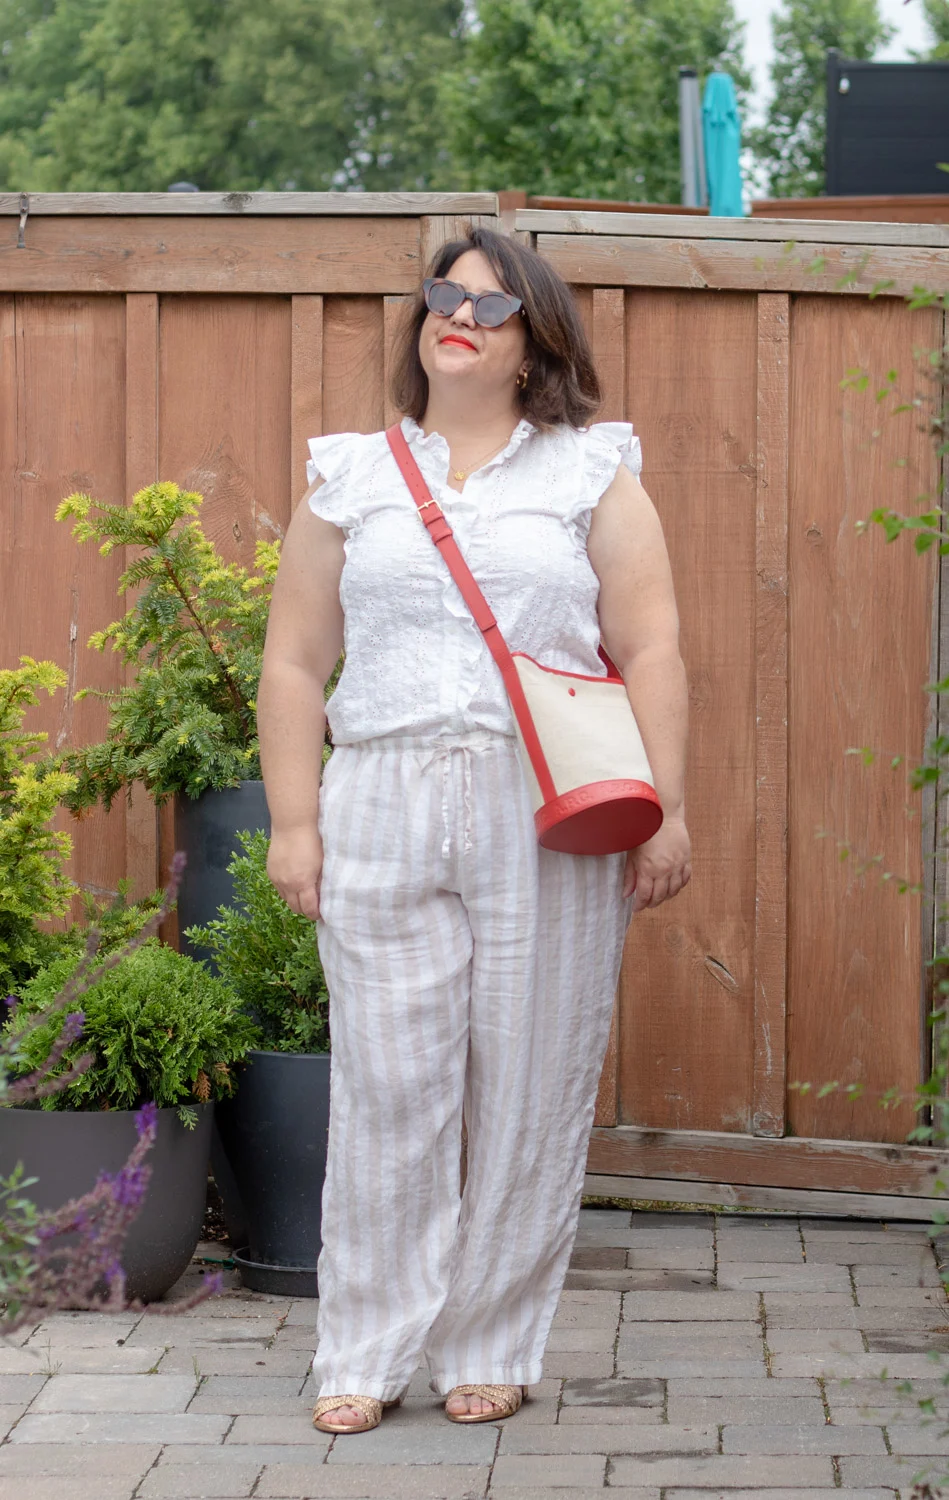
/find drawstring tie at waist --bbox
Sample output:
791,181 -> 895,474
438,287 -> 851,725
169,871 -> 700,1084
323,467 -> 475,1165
417,731 -> 503,858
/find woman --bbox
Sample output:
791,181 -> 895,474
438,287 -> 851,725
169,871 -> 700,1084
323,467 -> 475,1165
257,225 -> 690,1434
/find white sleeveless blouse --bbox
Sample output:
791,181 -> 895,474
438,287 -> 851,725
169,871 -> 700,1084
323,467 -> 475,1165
306,415 -> 642,745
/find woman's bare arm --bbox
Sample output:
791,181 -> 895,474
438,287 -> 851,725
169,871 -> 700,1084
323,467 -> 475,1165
587,464 -> 691,909
257,478 -> 344,917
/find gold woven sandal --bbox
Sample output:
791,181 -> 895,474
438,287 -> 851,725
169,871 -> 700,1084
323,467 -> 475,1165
312,1393 -> 401,1434
444,1383 -> 528,1423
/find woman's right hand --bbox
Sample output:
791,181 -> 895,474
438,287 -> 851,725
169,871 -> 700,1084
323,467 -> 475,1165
267,826 -> 324,922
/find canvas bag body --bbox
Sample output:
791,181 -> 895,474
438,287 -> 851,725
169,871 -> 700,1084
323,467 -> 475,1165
385,424 -> 663,856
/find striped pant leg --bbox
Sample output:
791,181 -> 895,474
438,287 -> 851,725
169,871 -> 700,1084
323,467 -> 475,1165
422,738 -> 632,1391
312,741 -> 472,1402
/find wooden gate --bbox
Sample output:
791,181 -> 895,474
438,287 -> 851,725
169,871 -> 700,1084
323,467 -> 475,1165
518,209 -> 949,1215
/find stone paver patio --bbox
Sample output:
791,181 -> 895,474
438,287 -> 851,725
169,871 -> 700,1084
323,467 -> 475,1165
1,1206 -> 948,1499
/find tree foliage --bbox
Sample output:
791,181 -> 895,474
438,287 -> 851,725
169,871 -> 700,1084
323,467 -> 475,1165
749,0 -> 893,198
436,0 -> 748,202
0,0 -> 464,191
916,0 -> 949,58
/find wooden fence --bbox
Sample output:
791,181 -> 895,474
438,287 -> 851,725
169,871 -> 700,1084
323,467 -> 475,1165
2,194 -> 948,1212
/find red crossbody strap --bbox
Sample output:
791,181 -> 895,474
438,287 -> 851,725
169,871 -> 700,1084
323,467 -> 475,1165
385,423 -> 557,801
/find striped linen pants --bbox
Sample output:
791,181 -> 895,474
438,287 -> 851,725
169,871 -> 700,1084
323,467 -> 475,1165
312,728 -> 632,1400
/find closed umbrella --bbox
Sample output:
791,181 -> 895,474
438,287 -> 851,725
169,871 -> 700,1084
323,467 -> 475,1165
702,70 -> 745,217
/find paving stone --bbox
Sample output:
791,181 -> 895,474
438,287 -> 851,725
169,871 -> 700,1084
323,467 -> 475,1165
24,1316 -> 142,1347
561,1377 -> 663,1407
839,1454 -> 937,1487
766,1329 -> 867,1354
620,1292 -> 759,1322
563,1271 -> 715,1293
625,1250 -> 715,1270
483,1490 -> 661,1500
544,1328 -> 615,1353
187,1374 -> 306,1414
8,1411 -> 230,1443
855,1286 -> 947,1306
558,1291 -> 622,1310
851,1307 -> 949,1331
717,1263 -> 853,1293
0,1478 -> 141,1500
573,1212 -> 633,1247
0,1441 -> 161,1473
256,1462 -> 492,1497
771,1353 -> 942,1377
558,1406 -> 666,1425
807,1243 -> 939,1266
125,1318 -> 280,1346
498,1423 -> 716,1455
225,1416 -> 332,1447
327,1411 -> 498,1464
617,1359 -> 767,1379
716,1240 -> 804,1263
617,1320 -> 761,1352
886,1422 -> 949,1454
666,1492 -> 898,1500
852,1265 -> 942,1288
0,1405 -> 29,1439
865,1330 -> 949,1353
138,1461 -> 261,1498
608,1453 -> 835,1486
158,1346 -> 312,1377
566,1248 -> 627,1270
540,1352 -> 614,1378
721,1421 -> 886,1453
825,1376 -> 949,1405
764,1292 -> 857,1312
281,1301 -> 319,1325
631,1212 -> 715,1230
0,1375 -> 45,1402
551,1301 -> 620,1328
666,1376 -> 818,1397
667,1396 -> 826,1425
17,1345 -> 171,1376
490,1455 -> 607,1487
31,1373 -> 197,1413
765,1305 -> 864,1330
163,1443 -> 333,1464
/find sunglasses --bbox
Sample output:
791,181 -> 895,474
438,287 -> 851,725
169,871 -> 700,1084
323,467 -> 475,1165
423,277 -> 524,329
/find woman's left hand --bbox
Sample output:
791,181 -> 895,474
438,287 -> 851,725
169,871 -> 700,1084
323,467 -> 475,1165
623,816 -> 692,911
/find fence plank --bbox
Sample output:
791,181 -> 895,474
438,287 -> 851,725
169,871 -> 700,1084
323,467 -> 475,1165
785,296 -> 938,1142
586,1125 -> 943,1196
383,296 -> 411,430
520,209 -> 949,248
124,293 -> 160,905
0,216 -> 421,294
322,296 -> 385,436
0,191 -> 498,217
752,294 -> 790,1138
536,233 -> 949,299
617,289 -> 758,1134
583,1173 -> 937,1221
592,288 -> 625,421
291,295 -> 324,501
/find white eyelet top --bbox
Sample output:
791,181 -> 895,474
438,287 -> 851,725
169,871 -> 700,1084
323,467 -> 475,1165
306,415 -> 642,744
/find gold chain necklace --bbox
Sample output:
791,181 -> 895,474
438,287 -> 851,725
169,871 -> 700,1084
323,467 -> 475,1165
450,434 -> 512,483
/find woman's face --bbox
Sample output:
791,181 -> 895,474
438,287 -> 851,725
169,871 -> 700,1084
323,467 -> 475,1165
418,249 -> 528,404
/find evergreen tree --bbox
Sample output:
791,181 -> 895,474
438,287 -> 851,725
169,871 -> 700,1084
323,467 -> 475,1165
0,0 -> 463,191
435,0 -> 749,203
750,0 -> 893,198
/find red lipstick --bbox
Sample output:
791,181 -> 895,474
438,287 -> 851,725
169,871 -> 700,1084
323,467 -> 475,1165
441,335 -> 477,351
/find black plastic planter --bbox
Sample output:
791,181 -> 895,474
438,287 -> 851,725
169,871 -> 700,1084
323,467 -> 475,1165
0,1104 -> 212,1302
212,1051 -> 330,1297
174,780 -> 270,968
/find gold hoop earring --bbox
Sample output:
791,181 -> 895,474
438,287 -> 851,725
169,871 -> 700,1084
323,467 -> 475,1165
516,368 -> 529,390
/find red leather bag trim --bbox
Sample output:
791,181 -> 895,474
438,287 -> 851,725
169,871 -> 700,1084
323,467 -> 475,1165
512,650 -> 627,686
385,424 -> 557,802
536,779 -> 664,856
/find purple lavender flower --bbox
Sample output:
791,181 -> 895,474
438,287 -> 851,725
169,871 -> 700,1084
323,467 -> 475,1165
135,1101 -> 158,1140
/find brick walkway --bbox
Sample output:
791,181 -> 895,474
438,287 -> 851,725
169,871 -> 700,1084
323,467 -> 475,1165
1,1206 -> 947,1499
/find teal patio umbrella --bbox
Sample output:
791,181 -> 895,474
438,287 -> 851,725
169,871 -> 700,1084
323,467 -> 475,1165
702,70 -> 745,217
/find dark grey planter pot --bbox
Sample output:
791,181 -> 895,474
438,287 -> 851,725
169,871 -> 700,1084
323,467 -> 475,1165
174,780 -> 270,968
0,1104 -> 213,1302
212,1050 -> 331,1297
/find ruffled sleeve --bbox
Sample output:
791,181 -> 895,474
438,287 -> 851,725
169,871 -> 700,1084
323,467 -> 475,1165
564,421 -> 644,534
305,433 -> 360,531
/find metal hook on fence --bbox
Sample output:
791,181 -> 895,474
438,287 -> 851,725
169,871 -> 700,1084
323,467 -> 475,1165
17,193 -> 29,249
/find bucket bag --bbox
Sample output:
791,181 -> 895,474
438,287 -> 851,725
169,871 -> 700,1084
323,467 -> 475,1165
386,424 -> 663,857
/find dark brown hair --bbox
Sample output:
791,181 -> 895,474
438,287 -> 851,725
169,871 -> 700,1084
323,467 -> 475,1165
388,225 -> 601,431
